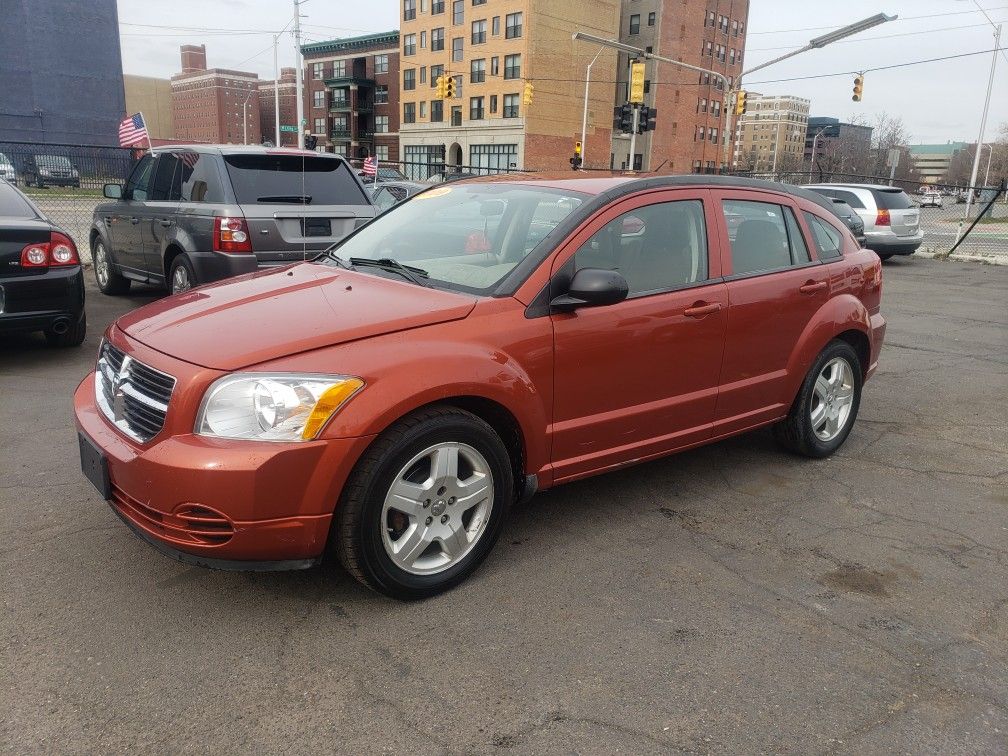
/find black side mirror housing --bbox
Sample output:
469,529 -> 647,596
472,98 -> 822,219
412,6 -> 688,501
103,183 -> 123,200
550,267 -> 629,312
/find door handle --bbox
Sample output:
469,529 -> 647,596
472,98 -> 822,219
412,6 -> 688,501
158,219 -> 173,227
130,217 -> 140,225
799,280 -> 827,294
683,301 -> 722,318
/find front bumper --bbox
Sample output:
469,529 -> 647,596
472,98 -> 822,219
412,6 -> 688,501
74,371 -> 376,567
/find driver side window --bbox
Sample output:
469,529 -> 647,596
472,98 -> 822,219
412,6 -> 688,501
124,155 -> 154,201
572,200 -> 709,296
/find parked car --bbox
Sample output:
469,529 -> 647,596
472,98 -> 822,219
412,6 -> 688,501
425,170 -> 479,184
804,191 -> 866,247
0,152 -> 16,184
368,180 -> 427,212
0,180 -> 86,346
22,154 -> 81,189
804,183 -> 922,259
357,166 -> 407,182
90,145 -> 376,295
75,175 -> 885,599
919,192 -> 942,208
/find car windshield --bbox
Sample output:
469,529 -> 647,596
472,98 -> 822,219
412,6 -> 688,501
322,183 -> 587,293
223,153 -> 370,205
38,155 -> 72,169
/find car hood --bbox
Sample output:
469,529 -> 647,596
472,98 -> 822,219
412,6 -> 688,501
117,263 -> 478,371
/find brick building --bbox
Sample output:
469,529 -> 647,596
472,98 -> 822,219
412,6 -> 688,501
611,0 -> 749,173
171,44 -> 262,144
398,0 -> 620,177
259,67 -> 298,147
301,32 -> 401,163
734,93 -> 809,173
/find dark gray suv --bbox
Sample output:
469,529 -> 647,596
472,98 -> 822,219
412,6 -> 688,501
90,145 -> 376,295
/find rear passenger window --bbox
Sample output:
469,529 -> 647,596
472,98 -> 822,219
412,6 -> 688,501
722,200 -> 800,275
817,189 -> 865,209
803,212 -> 844,259
783,208 -> 810,264
573,200 -> 708,296
149,154 -> 182,201
178,153 -> 223,203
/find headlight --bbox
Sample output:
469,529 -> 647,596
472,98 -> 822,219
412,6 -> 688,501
195,373 -> 364,442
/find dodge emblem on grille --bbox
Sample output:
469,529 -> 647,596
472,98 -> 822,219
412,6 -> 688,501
112,355 -> 132,423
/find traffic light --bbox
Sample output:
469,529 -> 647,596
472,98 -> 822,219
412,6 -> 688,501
435,75 -> 446,100
613,103 -> 633,133
852,74 -> 864,102
523,81 -> 534,106
570,140 -> 582,170
734,90 -> 747,116
445,75 -> 457,99
637,106 -> 657,133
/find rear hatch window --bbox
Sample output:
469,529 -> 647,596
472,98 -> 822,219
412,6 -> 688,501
871,188 -> 912,209
223,154 -> 370,206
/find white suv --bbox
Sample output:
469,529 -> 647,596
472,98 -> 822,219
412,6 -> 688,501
0,153 -> 15,184
806,184 -> 923,259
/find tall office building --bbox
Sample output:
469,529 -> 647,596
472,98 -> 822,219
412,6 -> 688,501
397,0 -> 620,177
733,93 -> 810,173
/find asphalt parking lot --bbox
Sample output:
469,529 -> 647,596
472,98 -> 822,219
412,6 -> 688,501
2,256 -> 1006,754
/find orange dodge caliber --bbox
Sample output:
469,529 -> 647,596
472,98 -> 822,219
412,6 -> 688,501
75,175 -> 885,599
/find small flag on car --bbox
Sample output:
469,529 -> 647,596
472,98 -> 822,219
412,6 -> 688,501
118,113 -> 149,148
362,155 -> 377,177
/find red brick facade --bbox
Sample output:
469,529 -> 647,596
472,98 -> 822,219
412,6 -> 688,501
171,45 -> 262,144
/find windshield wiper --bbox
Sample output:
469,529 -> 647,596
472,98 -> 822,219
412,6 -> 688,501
349,257 -> 429,287
257,194 -> 312,204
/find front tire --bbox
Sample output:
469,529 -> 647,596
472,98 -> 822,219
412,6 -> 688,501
92,239 -> 130,295
774,340 -> 862,458
334,405 -> 514,600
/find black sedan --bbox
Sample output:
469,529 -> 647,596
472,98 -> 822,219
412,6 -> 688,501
0,181 -> 86,346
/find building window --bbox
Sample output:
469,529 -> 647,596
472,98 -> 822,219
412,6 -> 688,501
420,30 -> 427,48
698,98 -> 706,113
431,64 -> 444,86
505,12 -> 522,39
492,16 -> 500,35
503,93 -> 519,118
404,68 -> 416,90
404,0 -> 416,21
490,56 -> 499,76
470,96 -> 484,120
312,62 -> 324,79
404,102 -> 416,123
375,85 -> 389,104
472,0 -> 486,5
452,37 -> 464,61
470,143 -> 517,174
503,54 -> 520,80
404,34 -> 416,56
313,117 -> 325,134
375,115 -> 389,133
431,27 -> 445,51
453,0 -> 463,24
419,101 -> 427,119
374,54 -> 389,74
375,145 -> 389,162
313,90 -> 325,108
472,19 -> 486,44
706,10 -> 715,27
404,144 -> 445,181
471,58 -> 486,83
332,116 -> 348,134
648,12 -> 655,26
629,14 -> 640,35
431,0 -> 444,14
451,106 -> 462,126
431,99 -> 444,122
489,94 -> 497,113
333,60 -> 346,78
732,19 -> 739,36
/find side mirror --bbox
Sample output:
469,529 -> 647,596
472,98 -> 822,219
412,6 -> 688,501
103,183 -> 123,200
550,267 -> 629,312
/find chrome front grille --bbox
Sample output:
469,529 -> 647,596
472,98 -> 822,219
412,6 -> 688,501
94,341 -> 176,443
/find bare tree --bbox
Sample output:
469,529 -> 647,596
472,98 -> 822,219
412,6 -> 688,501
866,111 -> 918,183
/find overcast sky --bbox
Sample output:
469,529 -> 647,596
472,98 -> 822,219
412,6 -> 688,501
117,0 -> 1007,144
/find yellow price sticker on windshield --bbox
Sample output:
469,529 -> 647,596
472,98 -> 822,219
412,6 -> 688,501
417,186 -> 452,199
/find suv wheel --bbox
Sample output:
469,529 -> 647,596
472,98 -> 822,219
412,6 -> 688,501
169,256 -> 196,294
774,340 -> 862,458
92,239 -> 130,295
334,405 -> 514,600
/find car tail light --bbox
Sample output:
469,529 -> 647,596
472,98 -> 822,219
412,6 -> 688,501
214,216 -> 252,254
20,231 -> 80,268
875,208 -> 890,226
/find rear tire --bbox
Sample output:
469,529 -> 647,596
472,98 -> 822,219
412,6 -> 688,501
169,255 -> 196,294
773,340 -> 862,458
92,239 -> 130,295
334,405 -> 514,600
45,312 -> 86,348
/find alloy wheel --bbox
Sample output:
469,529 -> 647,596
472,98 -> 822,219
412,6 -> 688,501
94,243 -> 109,287
381,442 -> 494,575
171,265 -> 191,294
811,357 -> 855,442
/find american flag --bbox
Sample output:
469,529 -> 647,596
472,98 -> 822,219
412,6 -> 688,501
118,113 -> 149,147
362,155 -> 377,176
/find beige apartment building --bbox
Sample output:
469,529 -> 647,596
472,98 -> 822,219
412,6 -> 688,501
398,0 -> 620,177
733,92 -> 809,174
123,75 -> 174,141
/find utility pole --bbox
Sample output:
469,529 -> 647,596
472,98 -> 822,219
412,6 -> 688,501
628,105 -> 640,172
579,46 -> 605,170
273,34 -> 281,146
958,23 -> 1000,243
293,0 -> 306,149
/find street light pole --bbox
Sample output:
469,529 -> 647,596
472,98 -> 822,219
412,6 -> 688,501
808,129 -> 823,182
981,143 -> 993,188
293,0 -> 306,149
242,88 -> 257,145
580,46 -> 606,170
273,34 -> 281,146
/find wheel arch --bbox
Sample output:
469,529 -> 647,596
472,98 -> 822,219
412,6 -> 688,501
163,243 -> 188,281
